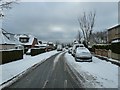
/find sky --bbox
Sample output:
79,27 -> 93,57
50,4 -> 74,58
2,1 -> 118,43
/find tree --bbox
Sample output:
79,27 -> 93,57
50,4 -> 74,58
0,0 -> 18,18
92,30 -> 107,44
78,11 -> 96,46
76,30 -> 82,44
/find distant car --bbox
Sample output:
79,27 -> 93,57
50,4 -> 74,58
72,44 -> 84,57
75,47 -> 92,62
68,48 -> 72,54
57,44 -> 63,51
65,46 -> 69,49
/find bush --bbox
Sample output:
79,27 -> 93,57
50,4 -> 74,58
111,42 -> 120,54
1,49 -> 23,64
31,48 -> 45,56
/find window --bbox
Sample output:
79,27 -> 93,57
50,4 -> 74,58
20,38 -> 29,43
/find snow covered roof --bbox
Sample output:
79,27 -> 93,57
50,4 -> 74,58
48,42 -> 53,44
42,40 -> 48,44
0,29 -> 20,45
107,24 -> 120,30
24,35 -> 35,45
19,34 -> 28,38
15,34 -> 37,45
111,39 -> 120,43
35,43 -> 47,47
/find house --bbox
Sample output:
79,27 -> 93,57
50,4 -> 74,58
108,24 -> 120,43
46,41 -> 55,51
35,40 -> 47,49
0,28 -> 21,50
107,24 -> 120,60
15,34 -> 39,50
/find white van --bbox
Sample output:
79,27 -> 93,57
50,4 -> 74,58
57,44 -> 62,51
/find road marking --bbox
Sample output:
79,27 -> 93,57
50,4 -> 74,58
64,80 -> 67,88
42,80 -> 48,88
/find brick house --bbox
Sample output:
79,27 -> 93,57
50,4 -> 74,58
108,24 -> 120,43
107,24 -> 120,60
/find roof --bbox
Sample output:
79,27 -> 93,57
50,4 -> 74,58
19,34 -> 29,38
25,35 -> 35,45
0,29 -> 20,45
15,34 -> 37,45
107,24 -> 120,31
111,39 -> 120,43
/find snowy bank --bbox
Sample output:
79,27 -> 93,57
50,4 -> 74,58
65,53 -> 118,88
0,50 -> 58,86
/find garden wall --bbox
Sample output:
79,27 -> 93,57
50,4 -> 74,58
31,48 -> 45,56
0,49 -> 23,64
93,42 -> 120,60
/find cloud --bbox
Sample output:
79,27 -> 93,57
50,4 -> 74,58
2,2 -> 118,43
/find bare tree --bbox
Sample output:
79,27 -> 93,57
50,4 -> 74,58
92,30 -> 107,44
0,0 -> 18,17
78,11 -> 96,46
76,30 -> 82,43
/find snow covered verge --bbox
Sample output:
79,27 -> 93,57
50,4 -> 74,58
94,54 -> 120,66
0,50 -> 58,88
65,53 -> 119,88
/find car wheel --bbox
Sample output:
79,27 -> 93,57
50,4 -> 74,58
88,59 -> 92,62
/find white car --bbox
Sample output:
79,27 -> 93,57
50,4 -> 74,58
75,47 -> 92,62
72,44 -> 84,57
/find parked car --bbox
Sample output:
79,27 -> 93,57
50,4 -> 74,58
65,46 -> 69,49
57,44 -> 63,51
75,47 -> 92,62
68,48 -> 72,54
71,44 -> 84,57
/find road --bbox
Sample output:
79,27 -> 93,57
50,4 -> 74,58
7,52 -> 84,88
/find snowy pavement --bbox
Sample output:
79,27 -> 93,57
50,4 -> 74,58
0,50 -> 58,87
65,52 -> 119,88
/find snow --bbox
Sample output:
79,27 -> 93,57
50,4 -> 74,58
112,39 -> 120,43
0,49 -> 22,51
15,34 -> 36,45
24,35 -> 35,45
19,34 -> 28,38
0,29 -> 20,45
26,48 -> 31,53
65,53 -> 118,88
107,24 -> 120,30
75,47 -> 92,58
0,29 -> 13,45
0,50 -> 58,86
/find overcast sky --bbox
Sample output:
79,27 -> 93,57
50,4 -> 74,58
2,2 -> 118,43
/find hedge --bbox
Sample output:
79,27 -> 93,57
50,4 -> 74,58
111,42 -> 120,54
92,44 -> 110,50
0,49 -> 23,64
92,42 -> 120,54
31,48 -> 46,56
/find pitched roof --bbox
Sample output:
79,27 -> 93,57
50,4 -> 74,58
0,28 -> 20,45
15,34 -> 37,45
25,35 -> 35,45
107,24 -> 120,31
